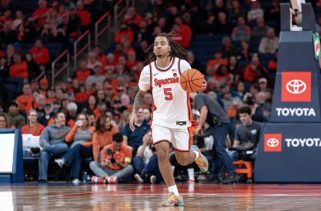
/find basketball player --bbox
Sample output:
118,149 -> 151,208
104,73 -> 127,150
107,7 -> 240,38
129,33 -> 208,207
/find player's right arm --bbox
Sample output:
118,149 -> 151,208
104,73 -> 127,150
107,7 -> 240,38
129,66 -> 150,131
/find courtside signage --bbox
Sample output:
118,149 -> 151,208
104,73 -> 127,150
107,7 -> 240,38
281,72 -> 311,102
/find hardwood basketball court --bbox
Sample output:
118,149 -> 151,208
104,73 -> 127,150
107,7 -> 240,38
1,183 -> 321,210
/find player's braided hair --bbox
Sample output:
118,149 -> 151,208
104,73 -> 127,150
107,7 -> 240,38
144,32 -> 189,65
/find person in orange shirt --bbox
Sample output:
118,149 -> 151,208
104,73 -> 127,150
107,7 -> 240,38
90,133 -> 133,184
29,40 -> 49,66
54,112 -> 95,185
206,52 -> 228,75
73,60 -> 92,83
9,53 -> 28,80
92,114 -> 119,162
16,83 -> 34,113
76,1 -> 91,28
21,109 -> 45,136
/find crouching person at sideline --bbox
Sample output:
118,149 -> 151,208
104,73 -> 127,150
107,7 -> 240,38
133,130 -> 162,184
38,111 -> 70,183
90,133 -> 134,184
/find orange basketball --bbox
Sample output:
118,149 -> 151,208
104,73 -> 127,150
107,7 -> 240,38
180,69 -> 204,93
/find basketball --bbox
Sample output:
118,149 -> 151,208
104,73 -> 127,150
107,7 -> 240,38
180,69 -> 204,93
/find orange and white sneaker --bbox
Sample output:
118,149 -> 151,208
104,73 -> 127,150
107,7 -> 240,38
161,194 -> 184,207
191,145 -> 209,173
107,176 -> 118,184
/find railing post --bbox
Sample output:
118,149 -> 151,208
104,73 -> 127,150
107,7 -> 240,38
51,62 -> 55,87
95,22 -> 98,45
74,41 -> 77,72
114,3 -> 118,28
67,53 -> 70,79
88,33 -> 91,52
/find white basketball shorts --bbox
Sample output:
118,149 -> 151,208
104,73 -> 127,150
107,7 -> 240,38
151,124 -> 193,152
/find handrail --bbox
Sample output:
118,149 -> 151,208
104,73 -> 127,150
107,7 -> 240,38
114,0 -> 123,27
94,11 -> 111,45
73,30 -> 91,70
51,50 -> 70,86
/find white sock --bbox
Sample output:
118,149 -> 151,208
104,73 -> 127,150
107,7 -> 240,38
193,151 -> 200,160
188,168 -> 194,181
168,185 -> 180,196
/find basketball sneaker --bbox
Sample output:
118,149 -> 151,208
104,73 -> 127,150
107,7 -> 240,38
107,176 -> 118,184
191,145 -> 208,173
91,176 -> 106,184
134,173 -> 144,184
161,194 -> 184,207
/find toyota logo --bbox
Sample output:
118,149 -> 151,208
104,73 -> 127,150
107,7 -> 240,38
267,138 -> 279,148
286,79 -> 307,94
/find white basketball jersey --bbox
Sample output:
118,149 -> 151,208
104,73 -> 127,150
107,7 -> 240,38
138,57 -> 192,129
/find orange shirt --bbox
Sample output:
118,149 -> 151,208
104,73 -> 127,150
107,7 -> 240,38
114,29 -> 134,44
76,9 -> 91,26
65,126 -> 95,147
75,92 -> 90,103
100,143 -> 132,170
75,69 -> 91,82
29,47 -> 49,65
16,95 -> 34,113
32,7 -> 50,25
9,61 -> 29,79
21,123 -> 45,136
92,126 -> 119,161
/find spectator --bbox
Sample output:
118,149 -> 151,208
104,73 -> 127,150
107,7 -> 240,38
122,108 -> 150,155
21,109 -> 44,136
243,54 -> 266,84
258,28 -> 279,54
31,0 -> 51,26
0,57 -> 9,79
7,101 -> 25,128
76,1 -> 91,29
90,133 -> 134,184
85,64 -> 105,86
92,114 -> 119,162
54,112 -> 95,185
228,0 -> 244,25
9,53 -> 28,80
114,24 -> 134,45
221,36 -> 236,58
73,60 -> 92,83
29,40 -> 50,67
247,1 -> 264,23
16,83 -> 34,113
38,111 -> 70,183
199,14 -> 216,35
216,12 -> 232,34
232,106 -> 261,161
252,17 -> 269,38
38,103 -> 53,126
232,16 -> 251,42
206,52 -> 228,76
0,112 -> 10,128
252,92 -> 270,122
133,130 -> 162,184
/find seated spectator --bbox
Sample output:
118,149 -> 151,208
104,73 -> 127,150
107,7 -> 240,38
9,53 -> 28,80
216,12 -> 232,34
200,14 -> 217,35
252,17 -> 269,38
114,24 -> 134,44
232,16 -> 251,42
29,40 -> 50,67
16,83 -> 34,113
31,0 -> 51,26
0,112 -> 10,129
221,36 -> 236,58
122,108 -> 150,155
258,28 -> 279,54
228,0 -> 245,25
232,106 -> 261,161
206,52 -> 228,75
76,1 -> 91,29
243,54 -> 266,84
38,111 -> 70,183
21,109 -> 44,136
73,60 -> 92,83
7,101 -> 25,129
92,114 -> 119,162
38,103 -> 53,126
87,51 -> 102,70
247,1 -> 264,23
85,64 -> 105,86
90,133 -> 134,184
133,130 -> 162,184
54,113 -> 95,185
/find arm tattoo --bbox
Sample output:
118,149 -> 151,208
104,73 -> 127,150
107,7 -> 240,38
133,90 -> 144,114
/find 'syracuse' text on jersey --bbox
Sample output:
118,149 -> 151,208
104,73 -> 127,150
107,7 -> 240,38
139,57 -> 193,129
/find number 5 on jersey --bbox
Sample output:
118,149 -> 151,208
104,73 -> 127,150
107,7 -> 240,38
163,88 -> 173,100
